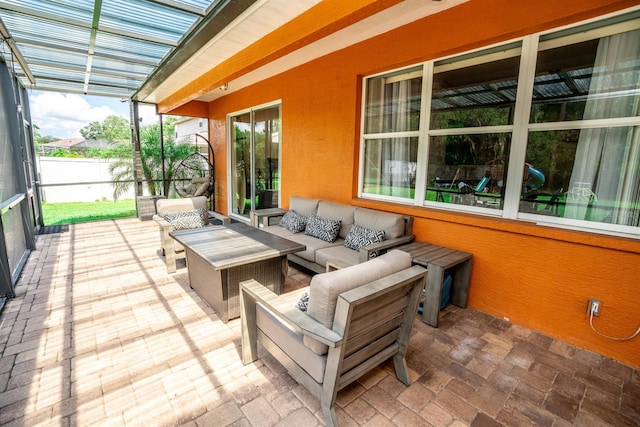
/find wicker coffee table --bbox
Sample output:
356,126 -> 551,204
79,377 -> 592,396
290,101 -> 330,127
170,222 -> 305,323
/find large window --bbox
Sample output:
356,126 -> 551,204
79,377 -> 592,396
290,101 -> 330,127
229,103 -> 281,220
362,68 -> 421,201
360,11 -> 640,236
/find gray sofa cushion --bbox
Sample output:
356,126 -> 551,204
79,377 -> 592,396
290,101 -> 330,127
255,287 -> 327,383
303,250 -> 412,354
353,207 -> 405,239
289,196 -> 320,217
263,225 -> 342,263
315,245 -> 361,271
317,201 -> 357,239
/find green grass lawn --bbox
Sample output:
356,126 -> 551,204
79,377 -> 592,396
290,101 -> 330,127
42,199 -> 137,225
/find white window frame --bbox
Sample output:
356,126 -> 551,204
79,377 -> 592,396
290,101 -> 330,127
358,7 -> 640,238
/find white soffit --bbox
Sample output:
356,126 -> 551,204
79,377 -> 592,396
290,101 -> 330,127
146,0 -> 322,104
149,0 -> 468,106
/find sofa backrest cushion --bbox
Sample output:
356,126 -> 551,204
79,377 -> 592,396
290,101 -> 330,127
316,201 -> 357,239
303,249 -> 412,354
156,196 -> 208,223
353,207 -> 406,239
289,196 -> 320,218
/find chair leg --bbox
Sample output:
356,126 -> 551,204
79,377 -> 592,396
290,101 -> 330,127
393,353 -> 411,385
320,398 -> 338,427
240,287 -> 258,365
165,247 -> 177,273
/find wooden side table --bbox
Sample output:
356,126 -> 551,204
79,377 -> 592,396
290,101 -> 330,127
396,242 -> 473,327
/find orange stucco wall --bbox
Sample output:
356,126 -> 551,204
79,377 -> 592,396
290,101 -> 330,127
204,0 -> 640,368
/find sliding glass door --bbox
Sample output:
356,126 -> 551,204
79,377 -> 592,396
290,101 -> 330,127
229,103 -> 280,220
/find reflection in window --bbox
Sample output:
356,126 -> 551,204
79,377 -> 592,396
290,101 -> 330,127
363,137 -> 418,199
427,134 -> 509,210
523,27 -> 640,228
427,44 -> 520,209
364,68 -> 422,134
431,44 -> 521,129
362,68 -> 421,201
359,11 -> 639,235
520,130 -> 578,216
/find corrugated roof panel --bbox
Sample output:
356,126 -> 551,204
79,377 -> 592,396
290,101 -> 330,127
0,11 -> 90,50
20,46 -> 87,68
100,0 -> 199,43
467,91 -> 504,105
89,73 -> 143,89
85,84 -> 132,97
568,68 -> 592,93
28,64 -> 86,82
90,57 -> 154,76
1,0 -> 94,22
30,78 -> 91,92
94,32 -> 170,63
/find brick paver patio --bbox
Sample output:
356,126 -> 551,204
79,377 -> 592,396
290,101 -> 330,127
0,218 -> 638,426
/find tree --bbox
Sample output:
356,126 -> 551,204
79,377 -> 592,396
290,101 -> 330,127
80,115 -> 129,142
108,119 -> 198,200
32,125 -> 59,155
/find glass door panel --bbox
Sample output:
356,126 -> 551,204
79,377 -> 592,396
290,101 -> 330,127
254,106 -> 280,209
230,105 -> 280,220
231,112 -> 251,217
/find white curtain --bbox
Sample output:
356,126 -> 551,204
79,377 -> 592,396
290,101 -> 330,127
566,29 -> 640,226
383,79 -> 414,192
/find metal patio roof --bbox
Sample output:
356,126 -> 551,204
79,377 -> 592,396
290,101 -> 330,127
0,0 -> 469,109
0,0 -> 341,104
0,0 -> 235,98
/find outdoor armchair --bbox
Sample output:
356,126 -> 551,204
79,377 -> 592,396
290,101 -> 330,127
153,196 -> 230,273
240,250 -> 427,426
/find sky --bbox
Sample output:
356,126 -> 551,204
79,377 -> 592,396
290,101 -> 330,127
29,91 -> 160,140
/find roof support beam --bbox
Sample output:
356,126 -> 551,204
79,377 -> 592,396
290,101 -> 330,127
83,0 -> 103,94
0,17 -> 35,84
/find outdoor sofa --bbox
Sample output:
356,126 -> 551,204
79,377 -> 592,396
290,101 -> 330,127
250,196 -> 414,273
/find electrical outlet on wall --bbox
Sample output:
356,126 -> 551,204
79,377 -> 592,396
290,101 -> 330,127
587,298 -> 601,317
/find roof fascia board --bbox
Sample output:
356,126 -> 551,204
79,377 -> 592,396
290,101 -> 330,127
133,0 -> 258,102
155,0 -> 403,113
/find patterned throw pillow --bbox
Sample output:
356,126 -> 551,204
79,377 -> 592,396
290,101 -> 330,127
296,292 -> 309,312
344,224 -> 385,251
163,209 -> 206,230
304,215 -> 341,242
279,210 -> 307,233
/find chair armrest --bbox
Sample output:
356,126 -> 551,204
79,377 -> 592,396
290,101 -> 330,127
153,215 -> 173,232
250,208 -> 288,228
358,234 -> 415,263
208,210 -> 231,225
241,279 -> 343,346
